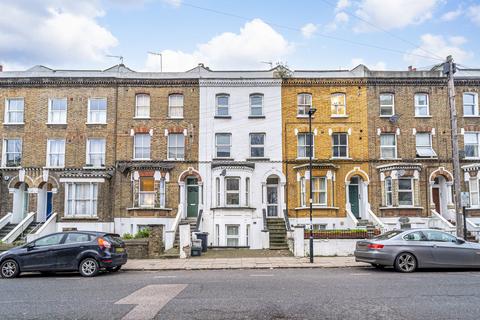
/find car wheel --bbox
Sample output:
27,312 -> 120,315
79,258 -> 99,277
1,259 -> 20,279
106,266 -> 121,273
371,263 -> 385,269
394,253 -> 417,273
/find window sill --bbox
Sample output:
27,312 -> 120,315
214,115 -> 232,119
61,216 -> 99,221
166,158 -> 185,161
379,206 -> 423,210
246,157 -> 270,161
330,157 -> 351,160
379,158 -> 402,160
3,122 -> 24,126
463,157 -> 480,160
295,206 -> 339,210
296,115 -> 312,119
86,122 -> 107,125
331,115 -> 348,118
463,115 -> 480,118
0,166 -> 22,170
133,117 -> 151,120
43,166 -> 65,169
211,206 -> 256,210
415,157 -> 438,160
296,157 -> 318,160
379,115 -> 395,118
248,115 -> 266,119
168,116 -> 184,120
132,158 -> 151,161
46,123 -> 67,126
83,166 -> 106,170
127,207 -> 173,211
414,115 -> 432,118
212,157 -> 234,161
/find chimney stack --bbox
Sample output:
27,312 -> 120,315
408,65 -> 417,71
0,65 -> 3,72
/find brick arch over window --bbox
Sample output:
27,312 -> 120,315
429,167 -> 453,183
178,167 -> 202,183
344,167 -> 369,184
8,175 -> 34,189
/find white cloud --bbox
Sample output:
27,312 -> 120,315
335,12 -> 350,23
325,11 -> 350,32
404,34 -> 473,66
163,0 -> 182,7
353,0 -> 440,32
467,5 -> 480,26
336,0 -> 351,11
351,57 -> 386,70
144,19 -> 293,71
301,23 -> 318,39
0,0 -> 118,70
441,7 -> 462,21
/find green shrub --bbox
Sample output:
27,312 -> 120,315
122,233 -> 134,240
134,229 -> 150,239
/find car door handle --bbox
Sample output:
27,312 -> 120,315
432,244 -> 437,248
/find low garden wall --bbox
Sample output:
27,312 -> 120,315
124,239 -> 149,259
0,243 -> 14,252
305,239 -> 357,257
122,224 -> 165,259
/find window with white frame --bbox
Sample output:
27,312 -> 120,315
385,177 -> 393,206
215,133 -> 231,158
398,178 -> 413,206
216,94 -> 229,116
465,133 -> 480,158
332,133 -> 348,158
168,133 -> 185,160
46,139 -> 65,167
48,98 -> 67,124
134,134 -> 151,159
250,133 -> 265,158
226,225 -> 240,246
225,177 -> 240,206
2,139 -> 22,167
135,94 -> 150,118
469,179 -> 479,207
250,94 -> 263,116
300,177 -> 306,207
415,133 -> 436,158
312,177 -> 327,206
380,93 -> 394,116
380,134 -> 397,159
216,177 -> 221,207
297,93 -> 312,116
463,93 -> 478,116
86,138 -> 106,167
139,176 -> 155,208
5,98 -> 24,124
169,94 -> 184,118
245,177 -> 250,206
246,224 -> 250,247
414,93 -> 429,116
297,133 -> 313,158
331,93 -> 346,116
88,98 -> 107,123
65,182 -> 98,217
159,178 -> 166,208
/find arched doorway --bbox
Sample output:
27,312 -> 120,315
37,183 -> 54,222
178,167 -> 203,219
266,175 -> 280,217
12,182 -> 29,224
432,176 -> 448,217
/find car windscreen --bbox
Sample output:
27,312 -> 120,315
373,230 -> 403,240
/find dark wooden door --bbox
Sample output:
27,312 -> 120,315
432,188 -> 441,214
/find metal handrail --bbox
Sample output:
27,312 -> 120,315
195,209 -> 203,232
283,209 -> 291,231
262,209 -> 268,231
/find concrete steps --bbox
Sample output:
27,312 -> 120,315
0,223 -> 18,240
267,218 -> 288,250
161,218 -> 197,258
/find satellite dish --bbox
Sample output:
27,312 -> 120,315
389,115 -> 399,124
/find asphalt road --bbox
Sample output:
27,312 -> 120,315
2,267 -> 480,320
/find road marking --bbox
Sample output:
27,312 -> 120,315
116,284 -> 187,320
250,274 -> 274,277
350,273 -> 370,276
54,277 -> 82,280
154,275 -> 177,279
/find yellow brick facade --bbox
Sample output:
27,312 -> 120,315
282,78 -> 369,224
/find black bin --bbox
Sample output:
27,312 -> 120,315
196,232 -> 209,252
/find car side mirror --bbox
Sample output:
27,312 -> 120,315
456,238 -> 465,245
25,242 -> 35,250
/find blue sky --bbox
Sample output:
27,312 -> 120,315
1,0 -> 479,71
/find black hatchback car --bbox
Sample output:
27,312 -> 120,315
0,231 -> 127,278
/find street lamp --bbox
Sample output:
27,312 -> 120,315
308,107 -> 317,263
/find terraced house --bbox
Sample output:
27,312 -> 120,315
282,65 -> 371,230
0,65 -> 200,243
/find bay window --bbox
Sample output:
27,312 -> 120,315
312,177 -> 327,206
398,178 -> 413,206
139,176 -> 155,208
225,177 -> 240,206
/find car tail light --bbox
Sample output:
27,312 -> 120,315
98,237 -> 111,250
368,243 -> 384,250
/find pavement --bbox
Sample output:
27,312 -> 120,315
4,267 -> 480,319
124,256 -> 368,271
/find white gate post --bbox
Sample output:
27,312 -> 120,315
179,223 -> 191,259
294,225 -> 305,257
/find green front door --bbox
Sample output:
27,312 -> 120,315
349,183 -> 360,218
186,178 -> 199,217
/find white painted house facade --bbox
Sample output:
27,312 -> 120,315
198,70 -> 285,249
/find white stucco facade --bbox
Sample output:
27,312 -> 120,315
198,76 -> 285,249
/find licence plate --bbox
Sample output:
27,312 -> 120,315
116,247 -> 125,253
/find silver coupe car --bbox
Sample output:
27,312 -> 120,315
354,229 -> 480,272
